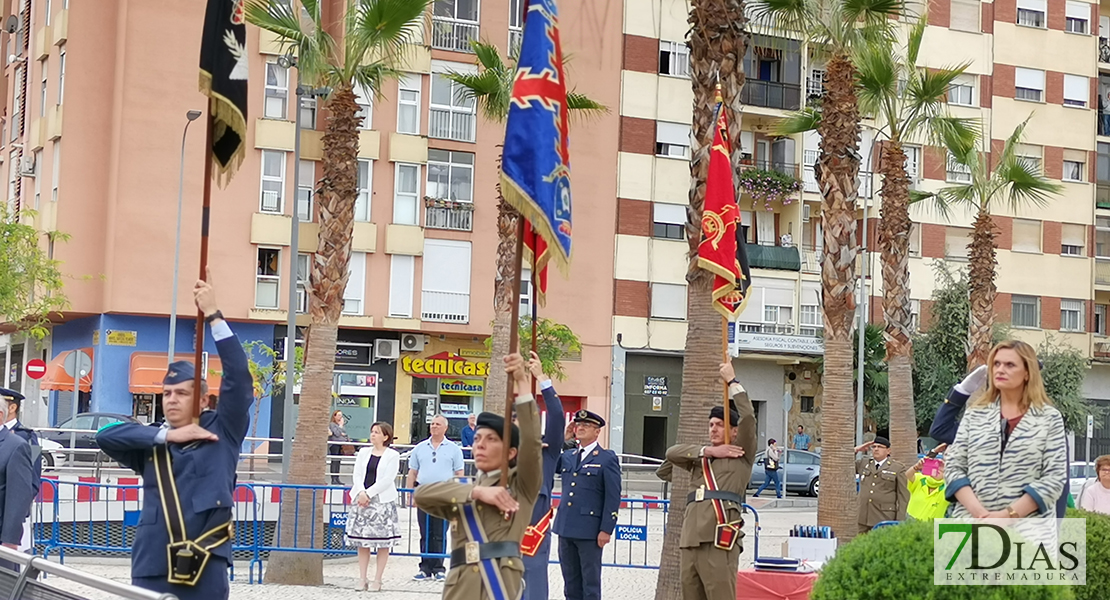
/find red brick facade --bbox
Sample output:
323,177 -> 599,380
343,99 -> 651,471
980,75 -> 993,108
1047,0 -> 1066,31
982,2 -> 995,33
1042,220 -> 1062,254
1044,146 -> 1063,180
994,0 -> 1016,23
620,116 -> 655,155
613,280 -> 650,318
1046,71 -> 1064,105
929,0 -> 951,27
617,198 -> 652,237
995,292 -> 1012,324
922,223 -> 947,258
923,145 -> 946,181
623,35 -> 659,74
993,64 -> 1015,100
994,215 -> 1014,250
1041,296 -> 1061,330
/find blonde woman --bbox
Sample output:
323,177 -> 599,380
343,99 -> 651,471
346,422 -> 401,591
944,340 -> 1068,521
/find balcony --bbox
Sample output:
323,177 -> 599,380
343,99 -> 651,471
509,28 -> 522,56
432,17 -> 479,52
740,80 -> 801,111
746,243 -> 801,271
422,290 -> 470,323
1097,259 -> 1110,287
800,245 -> 821,274
740,159 -> 799,178
1100,37 -> 1110,64
424,197 -> 474,231
1098,184 -> 1110,210
803,163 -> 873,198
1100,113 -> 1110,137
429,107 -> 476,142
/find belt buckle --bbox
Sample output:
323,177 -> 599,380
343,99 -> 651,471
695,486 -> 705,502
465,541 -> 480,564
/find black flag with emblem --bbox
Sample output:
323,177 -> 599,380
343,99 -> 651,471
198,0 -> 248,185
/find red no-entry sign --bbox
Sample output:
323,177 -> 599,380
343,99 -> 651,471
25,359 -> 47,380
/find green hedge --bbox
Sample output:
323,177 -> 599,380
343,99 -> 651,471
1066,507 -> 1110,600
810,519 -> 1074,600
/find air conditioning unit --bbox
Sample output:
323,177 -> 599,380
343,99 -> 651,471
802,204 -> 811,223
374,339 -> 400,361
400,333 -> 426,352
19,154 -> 35,176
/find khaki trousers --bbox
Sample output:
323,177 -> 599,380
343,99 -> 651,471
680,542 -> 741,600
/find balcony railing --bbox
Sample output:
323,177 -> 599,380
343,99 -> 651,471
800,245 -> 822,274
739,159 -> 800,178
740,80 -> 801,111
432,17 -> 479,52
429,107 -> 476,142
1097,259 -> 1110,286
424,198 -> 474,231
746,243 -> 801,271
803,165 -> 873,198
422,290 -> 470,324
509,28 -> 523,56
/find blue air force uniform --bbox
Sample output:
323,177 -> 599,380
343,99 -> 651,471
521,380 -> 565,600
96,320 -> 252,600
553,410 -> 621,600
1,387 -> 43,553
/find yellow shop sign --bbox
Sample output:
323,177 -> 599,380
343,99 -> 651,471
402,351 -> 491,378
440,379 -> 485,396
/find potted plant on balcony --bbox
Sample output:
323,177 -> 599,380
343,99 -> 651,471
738,167 -> 802,210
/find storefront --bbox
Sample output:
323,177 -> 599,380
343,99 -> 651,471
396,342 -> 491,444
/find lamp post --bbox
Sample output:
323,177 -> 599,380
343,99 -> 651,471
168,110 -> 203,364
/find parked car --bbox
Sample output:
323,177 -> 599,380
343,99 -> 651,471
1070,461 -> 1098,502
39,437 -> 65,469
747,449 -> 822,496
38,413 -> 139,462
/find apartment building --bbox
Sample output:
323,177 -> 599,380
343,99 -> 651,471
0,0 -> 622,447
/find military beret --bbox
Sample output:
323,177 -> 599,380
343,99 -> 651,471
0,387 -> 24,402
476,412 -> 520,448
573,410 -> 605,428
163,361 -> 196,386
872,436 -> 891,448
710,399 -> 740,426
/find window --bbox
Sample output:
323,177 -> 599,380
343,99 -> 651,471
422,239 -> 472,323
904,145 -> 921,182
653,203 -> 686,240
57,46 -> 65,105
430,72 -> 476,142
651,283 -> 687,320
296,160 -> 315,221
800,304 -> 823,335
1061,223 -> 1086,255
656,121 -> 691,158
910,299 -> 922,331
51,142 -> 59,202
1063,149 -> 1086,182
659,41 -> 690,77
1012,295 -> 1040,328
389,255 -> 415,318
946,151 -> 971,183
354,82 -> 372,129
1063,74 -> 1089,107
1099,216 -> 1110,257
264,62 -> 289,119
343,252 -> 366,314
355,159 -> 372,222
256,248 -> 281,309
945,227 -> 972,259
39,59 -> 47,117
11,65 -> 22,141
950,0 -> 981,32
300,94 -> 317,129
426,149 -> 474,202
1066,0 -> 1089,33
7,150 -> 17,206
1061,299 -> 1084,332
296,253 -> 309,313
45,0 -> 51,26
260,150 -> 285,213
800,396 -> 815,413
909,222 -> 922,256
393,163 -> 420,225
1015,67 -> 1045,102
1016,0 -> 1046,27
1012,218 -> 1042,253
948,76 -> 974,106
1096,304 -> 1108,336
397,74 -> 421,135
32,149 -> 41,209
519,267 -> 533,314
1015,143 -> 1042,174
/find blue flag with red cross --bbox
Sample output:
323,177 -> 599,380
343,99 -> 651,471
500,0 -> 572,273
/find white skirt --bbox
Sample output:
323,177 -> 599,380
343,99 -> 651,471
345,496 -> 401,549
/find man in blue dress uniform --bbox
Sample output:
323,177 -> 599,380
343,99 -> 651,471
520,352 -> 565,600
96,276 -> 251,600
553,409 -> 621,600
1,387 -> 42,552
0,396 -> 33,572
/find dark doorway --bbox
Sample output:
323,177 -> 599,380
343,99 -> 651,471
642,416 -> 668,460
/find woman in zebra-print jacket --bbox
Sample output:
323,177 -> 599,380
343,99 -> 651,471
944,340 -> 1068,521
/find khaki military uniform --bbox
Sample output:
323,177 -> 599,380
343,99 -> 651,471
856,457 -> 909,534
665,385 -> 757,600
414,396 -> 541,600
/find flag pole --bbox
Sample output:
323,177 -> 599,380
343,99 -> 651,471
501,216 -> 526,487
191,111 -> 215,422
530,268 -> 538,397
721,316 -> 731,442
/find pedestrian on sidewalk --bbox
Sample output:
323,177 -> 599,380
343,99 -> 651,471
791,425 -> 811,451
664,362 -> 756,600
754,439 -> 783,498
329,410 -> 350,486
405,415 -> 464,581
346,422 -> 401,592
521,352 -> 565,600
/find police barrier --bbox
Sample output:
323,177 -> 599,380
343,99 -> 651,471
32,479 -> 760,580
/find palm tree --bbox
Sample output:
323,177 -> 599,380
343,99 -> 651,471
751,0 -> 900,542
245,0 -> 429,585
916,120 -> 1061,368
444,41 -> 604,414
652,1 -> 747,597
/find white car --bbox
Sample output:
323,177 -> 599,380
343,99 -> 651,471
1070,461 -> 1097,501
38,437 -> 67,469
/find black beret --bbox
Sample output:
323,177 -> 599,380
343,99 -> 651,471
872,436 -> 891,448
710,399 -> 740,426
0,387 -> 24,402
163,361 -> 196,386
476,412 -> 520,449
573,410 -> 605,428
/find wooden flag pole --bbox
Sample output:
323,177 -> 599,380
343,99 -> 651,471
721,316 -> 731,442
530,268 -> 539,397
501,216 -> 527,487
191,112 -> 215,422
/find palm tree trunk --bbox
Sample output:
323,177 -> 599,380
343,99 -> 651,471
876,140 -> 916,464
266,84 -> 360,586
967,208 -> 997,368
814,51 -> 862,543
485,197 -> 519,415
654,1 -> 746,597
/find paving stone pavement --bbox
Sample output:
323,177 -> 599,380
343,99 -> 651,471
43,506 -> 818,600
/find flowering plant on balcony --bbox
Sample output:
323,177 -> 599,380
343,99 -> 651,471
423,196 -> 475,211
738,167 -> 802,210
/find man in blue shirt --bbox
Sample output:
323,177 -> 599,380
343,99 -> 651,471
792,425 -> 811,451
405,415 -> 464,581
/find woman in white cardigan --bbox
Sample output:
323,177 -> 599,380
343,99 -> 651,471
345,422 -> 401,591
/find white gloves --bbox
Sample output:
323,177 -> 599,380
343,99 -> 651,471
954,365 -> 988,396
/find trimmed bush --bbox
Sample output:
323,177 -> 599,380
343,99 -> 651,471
811,519 -> 1075,600
1066,507 -> 1110,600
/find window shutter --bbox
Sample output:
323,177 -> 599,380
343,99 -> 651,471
950,0 -> 980,32
1062,223 -> 1086,247
656,122 -> 691,146
422,240 -> 472,294
1064,75 -> 1089,103
1015,68 -> 1045,90
1016,0 -> 1046,11
1012,219 -> 1042,252
653,202 -> 686,225
1065,0 -> 1088,20
945,228 -> 972,258
344,252 -> 367,311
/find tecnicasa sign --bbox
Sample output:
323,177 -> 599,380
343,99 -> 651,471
440,379 -> 485,396
401,351 -> 491,379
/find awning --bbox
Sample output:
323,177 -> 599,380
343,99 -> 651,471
129,352 -> 223,394
41,349 -> 95,392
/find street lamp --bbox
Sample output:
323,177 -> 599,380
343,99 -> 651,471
168,109 -> 204,364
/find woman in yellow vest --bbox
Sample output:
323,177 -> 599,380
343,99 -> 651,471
905,444 -> 950,520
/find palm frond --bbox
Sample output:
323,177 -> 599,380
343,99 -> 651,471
245,0 -> 333,88
472,40 -> 508,74
842,0 -> 904,28
772,107 -> 822,135
995,159 -> 1063,212
445,70 -> 512,123
913,182 -> 976,221
747,0 -> 819,43
926,115 -> 978,156
346,0 -> 431,85
566,91 -> 609,121
905,14 -> 928,65
853,40 -> 899,120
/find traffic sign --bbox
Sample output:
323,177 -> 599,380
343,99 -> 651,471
1088,414 -> 1095,439
25,359 -> 47,380
62,350 -> 92,378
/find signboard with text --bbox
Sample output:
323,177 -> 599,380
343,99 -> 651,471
732,332 -> 823,355
335,344 -> 372,365
440,379 -> 485,396
644,376 -> 668,396
402,352 -> 490,378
